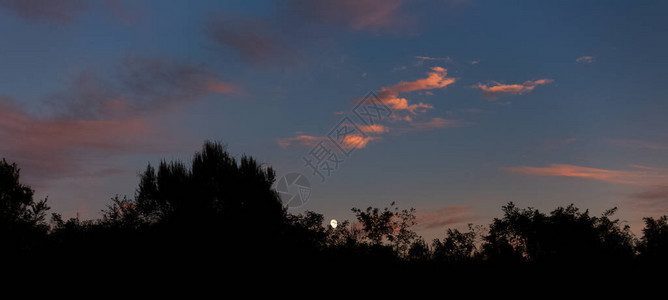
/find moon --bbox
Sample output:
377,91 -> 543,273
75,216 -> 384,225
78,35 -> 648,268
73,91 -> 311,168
330,219 -> 338,229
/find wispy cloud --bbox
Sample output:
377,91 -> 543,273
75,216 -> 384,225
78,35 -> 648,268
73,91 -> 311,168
576,56 -> 595,63
415,56 -> 451,63
608,139 -> 668,151
410,117 -> 462,131
276,133 -> 378,149
473,79 -> 553,99
507,164 -> 668,186
276,135 -> 324,148
415,205 -> 479,229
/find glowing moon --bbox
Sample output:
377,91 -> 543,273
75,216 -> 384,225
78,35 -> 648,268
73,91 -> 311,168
330,219 -> 338,229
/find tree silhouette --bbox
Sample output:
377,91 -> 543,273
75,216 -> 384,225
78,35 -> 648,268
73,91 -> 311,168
351,204 -> 395,246
133,141 -> 285,233
0,158 -> 49,253
350,202 -> 420,261
432,225 -> 481,264
5,142 -> 668,274
482,202 -> 635,266
638,215 -> 668,265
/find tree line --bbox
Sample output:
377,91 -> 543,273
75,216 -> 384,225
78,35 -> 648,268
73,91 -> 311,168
1,141 -> 667,273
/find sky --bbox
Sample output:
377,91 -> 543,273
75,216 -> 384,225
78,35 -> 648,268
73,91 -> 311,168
1,0 -> 667,241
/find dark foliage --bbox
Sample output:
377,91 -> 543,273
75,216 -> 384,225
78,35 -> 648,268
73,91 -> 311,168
1,141 -> 668,278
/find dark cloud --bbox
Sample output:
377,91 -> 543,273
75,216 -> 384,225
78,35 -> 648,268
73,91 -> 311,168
50,56 -> 238,120
287,0 -> 407,32
628,186 -> 668,215
206,15 -> 300,68
0,0 -> 86,23
1,56 -> 238,181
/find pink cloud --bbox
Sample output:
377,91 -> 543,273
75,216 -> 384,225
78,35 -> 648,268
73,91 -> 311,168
416,205 -> 479,229
473,79 -> 553,99
507,163 -> 668,186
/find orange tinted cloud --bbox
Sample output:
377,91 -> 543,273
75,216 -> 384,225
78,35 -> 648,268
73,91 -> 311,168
376,66 -> 455,116
341,134 -> 378,149
473,79 -> 553,98
358,124 -> 389,133
276,135 -> 324,148
385,97 -> 433,114
576,56 -> 594,63
507,164 -> 668,186
276,133 -> 378,149
381,66 -> 456,96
